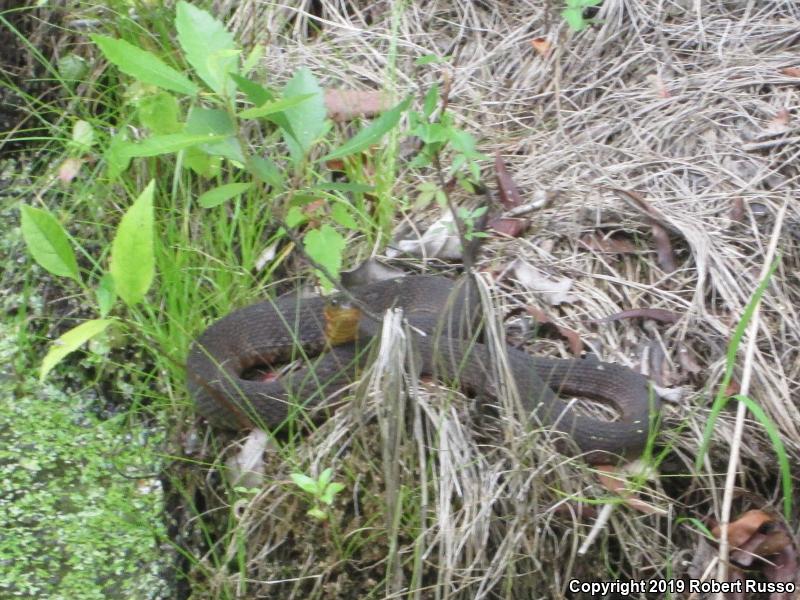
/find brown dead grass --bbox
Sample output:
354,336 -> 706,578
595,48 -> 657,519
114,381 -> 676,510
197,0 -> 800,597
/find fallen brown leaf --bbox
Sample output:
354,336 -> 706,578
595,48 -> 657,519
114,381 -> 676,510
579,233 -> 637,254
730,197 -> 746,223
712,510 -> 799,600
651,222 -> 677,272
494,152 -> 524,210
608,188 -> 680,272
779,66 -> 800,78
530,37 -> 552,57
488,216 -> 528,237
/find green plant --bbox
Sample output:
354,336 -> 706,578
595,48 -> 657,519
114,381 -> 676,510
694,256 -> 792,519
20,0 -> 419,375
561,0 -> 603,32
290,467 -> 346,521
22,181 -> 156,378
456,206 -> 489,241
407,83 -> 487,194
87,1 -> 410,291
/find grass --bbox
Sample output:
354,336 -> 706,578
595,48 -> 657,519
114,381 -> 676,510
3,0 -> 800,598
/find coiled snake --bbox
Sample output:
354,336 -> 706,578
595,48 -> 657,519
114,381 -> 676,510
186,275 -> 658,463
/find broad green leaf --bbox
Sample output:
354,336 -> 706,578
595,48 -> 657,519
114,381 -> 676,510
285,206 -> 306,228
230,72 -> 273,106
20,205 -> 80,281
110,180 -> 155,305
238,93 -> 316,119
185,107 -> 244,163
330,203 -> 357,228
118,133 -> 227,158
57,53 -> 88,81
137,91 -> 181,134
290,473 -> 319,495
91,34 -> 199,96
281,68 -> 326,162
105,133 -> 132,178
304,224 -> 345,291
183,147 -> 222,178
175,1 -> 238,97
242,43 -> 264,74
318,468 -> 332,489
423,84 -> 439,118
71,120 -> 94,153
96,273 -> 116,317
320,96 -> 410,162
198,182 -> 253,208
40,319 -> 113,381
320,482 -> 344,505
562,8 -> 586,31
249,155 -> 284,187
231,74 -> 299,146
307,507 -> 327,520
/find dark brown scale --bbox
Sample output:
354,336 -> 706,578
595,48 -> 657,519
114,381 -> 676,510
186,275 -> 658,462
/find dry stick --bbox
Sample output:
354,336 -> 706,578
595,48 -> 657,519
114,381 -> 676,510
713,197 -> 787,593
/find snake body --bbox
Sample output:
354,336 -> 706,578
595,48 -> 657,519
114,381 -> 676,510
186,275 -> 657,463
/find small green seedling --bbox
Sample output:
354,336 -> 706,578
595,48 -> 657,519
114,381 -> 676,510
290,468 -> 345,521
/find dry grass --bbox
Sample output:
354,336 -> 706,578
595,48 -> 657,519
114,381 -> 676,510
195,0 -> 800,597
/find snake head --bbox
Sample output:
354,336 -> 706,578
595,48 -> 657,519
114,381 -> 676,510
323,296 -> 363,345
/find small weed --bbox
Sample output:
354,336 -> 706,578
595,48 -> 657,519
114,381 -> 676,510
290,467 -> 346,522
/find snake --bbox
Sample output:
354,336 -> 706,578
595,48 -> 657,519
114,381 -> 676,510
186,275 -> 658,463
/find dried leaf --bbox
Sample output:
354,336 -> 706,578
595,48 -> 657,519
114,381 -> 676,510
651,223 -> 677,272
596,465 -> 659,514
607,188 -> 679,272
579,233 -> 637,254
325,89 -> 392,122
225,429 -> 269,489
58,157 -> 83,183
677,344 -> 703,375
725,379 -> 741,396
393,211 -> 462,259
730,197 -> 745,223
779,66 -> 800,78
526,306 -> 583,356
494,152 -> 524,210
488,216 -> 528,237
711,509 -> 798,597
530,37 -> 552,57
511,259 -> 577,305
766,108 -> 791,134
